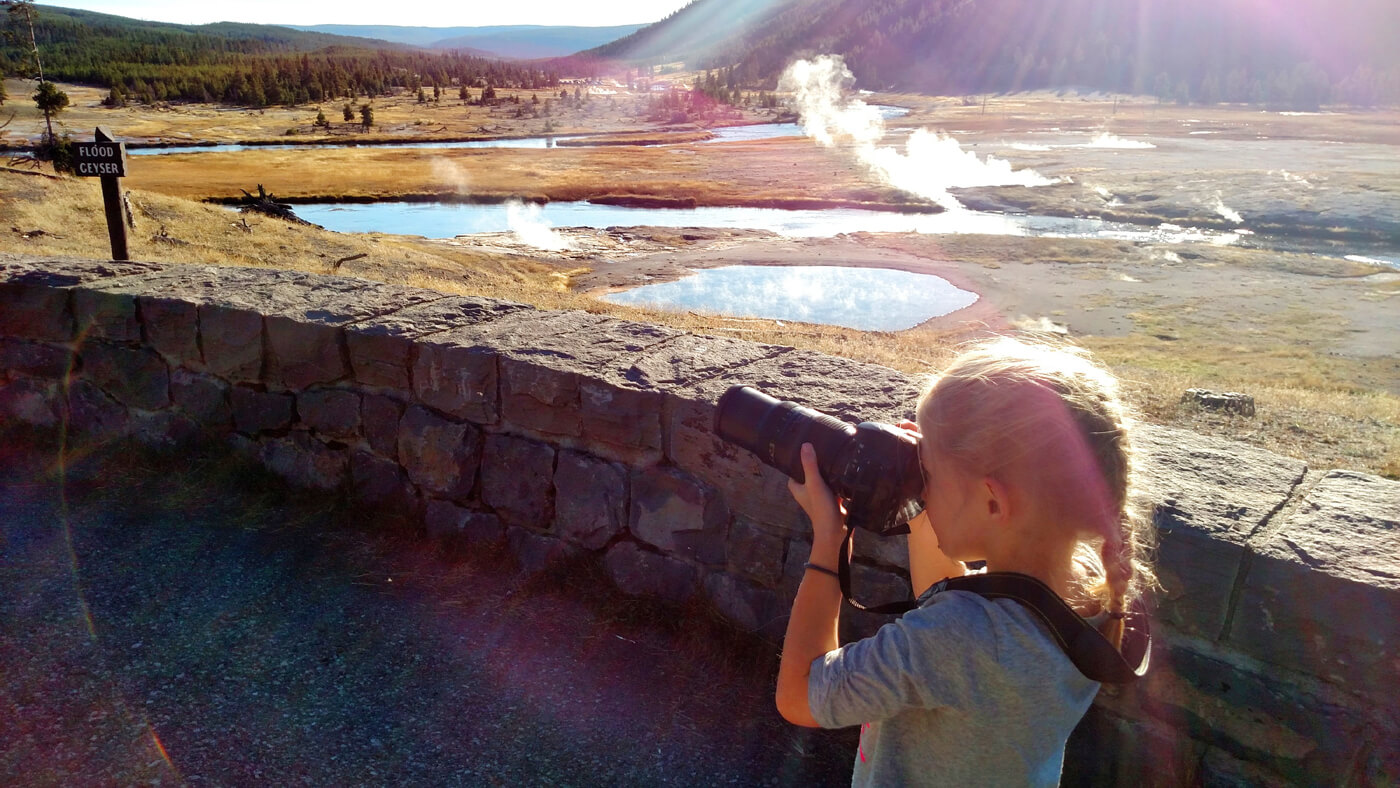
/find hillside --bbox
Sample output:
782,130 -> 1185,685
596,0 -> 1400,107
0,5 -> 557,105
588,0 -> 782,65
293,24 -> 647,59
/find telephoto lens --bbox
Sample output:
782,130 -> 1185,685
713,386 -> 925,535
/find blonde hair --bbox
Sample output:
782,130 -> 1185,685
916,336 -> 1156,646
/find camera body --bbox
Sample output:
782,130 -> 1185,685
713,386 -> 925,535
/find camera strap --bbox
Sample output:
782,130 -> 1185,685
835,533 -> 1151,684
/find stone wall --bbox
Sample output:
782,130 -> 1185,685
1,254 -> 1396,786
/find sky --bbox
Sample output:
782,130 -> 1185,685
40,1 -> 695,28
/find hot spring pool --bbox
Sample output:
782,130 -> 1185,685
601,265 -> 978,331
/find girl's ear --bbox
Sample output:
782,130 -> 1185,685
982,476 -> 1011,523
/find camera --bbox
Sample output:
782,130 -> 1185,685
713,386 -> 925,536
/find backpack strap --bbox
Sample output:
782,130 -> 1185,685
836,530 -> 1150,684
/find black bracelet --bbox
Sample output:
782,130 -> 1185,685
804,562 -> 840,579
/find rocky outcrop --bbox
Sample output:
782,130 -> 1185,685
1,253 -> 1395,786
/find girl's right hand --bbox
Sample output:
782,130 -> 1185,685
788,443 -> 848,550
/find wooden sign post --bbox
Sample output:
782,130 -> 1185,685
74,127 -> 129,261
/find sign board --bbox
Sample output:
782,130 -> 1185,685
74,140 -> 127,177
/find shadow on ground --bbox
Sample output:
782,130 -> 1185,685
0,427 -> 855,786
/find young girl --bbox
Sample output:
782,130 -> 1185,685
776,336 -> 1155,787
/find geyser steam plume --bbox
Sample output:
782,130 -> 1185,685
507,200 -> 574,251
779,55 -> 1059,211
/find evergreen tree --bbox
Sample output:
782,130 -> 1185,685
104,82 -> 125,107
314,107 -> 328,127
359,102 -> 373,129
0,77 -> 7,106
32,79 -> 67,141
343,102 -> 354,122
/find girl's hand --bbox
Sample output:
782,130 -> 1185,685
787,443 -> 848,550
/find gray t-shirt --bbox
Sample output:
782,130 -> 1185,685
809,589 -> 1100,787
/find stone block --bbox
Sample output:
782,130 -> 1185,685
170,369 -> 231,429
579,381 -> 663,452
666,394 -> 808,535
1230,470 -> 1400,707
297,388 -> 361,440
0,337 -> 72,379
412,341 -> 497,423
1109,642 -> 1381,785
397,405 -> 480,501
0,377 -> 59,427
1197,747 -> 1293,788
231,386 -> 294,434
0,258 -> 159,342
624,332 -> 787,393
137,295 -> 200,366
425,499 -> 504,545
674,345 -> 923,427
130,409 -> 201,450
344,295 -> 526,389
852,525 -> 910,570
65,379 -> 130,438
781,538 -> 810,600
848,562 -> 914,610
726,518 -> 787,586
346,329 -> 414,390
349,451 -> 418,515
225,432 -> 260,464
72,288 -> 141,343
554,450 -> 628,550
260,433 -> 348,491
481,434 -> 555,527
507,527 -> 581,574
629,466 -> 729,566
841,563 -> 918,641
343,297 -> 514,388
80,343 -> 170,411
425,498 -> 469,540
1063,706 -> 1204,788
0,276 -> 72,341
265,315 -> 348,390
1133,424 -> 1307,640
452,309 -> 674,433
703,571 -> 785,638
198,304 -> 262,383
500,358 -> 580,437
361,394 -> 404,459
603,542 -> 698,605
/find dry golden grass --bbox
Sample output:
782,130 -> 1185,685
116,138 -> 907,210
0,78 -> 780,148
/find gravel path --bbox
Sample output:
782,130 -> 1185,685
0,433 -> 856,786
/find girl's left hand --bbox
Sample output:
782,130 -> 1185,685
788,443 -> 848,549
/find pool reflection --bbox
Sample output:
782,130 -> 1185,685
602,265 -> 978,331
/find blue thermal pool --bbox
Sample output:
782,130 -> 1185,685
600,265 -> 978,331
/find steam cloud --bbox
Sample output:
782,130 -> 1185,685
780,55 -> 1058,211
506,200 -> 574,251
1209,192 -> 1243,224
1079,133 -> 1155,149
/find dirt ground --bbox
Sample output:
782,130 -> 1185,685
0,428 -> 862,786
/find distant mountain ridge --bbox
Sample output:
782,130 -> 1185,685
0,5 -> 559,107
596,0 -> 1400,107
290,24 -> 647,59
